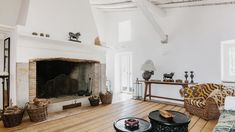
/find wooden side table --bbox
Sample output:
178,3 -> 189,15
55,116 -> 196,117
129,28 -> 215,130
140,80 -> 197,101
149,110 -> 190,132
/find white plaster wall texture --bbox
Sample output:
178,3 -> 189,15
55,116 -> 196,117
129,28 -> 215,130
91,8 -> 108,44
95,5 -> 235,102
20,0 -> 98,45
0,35 -> 4,73
0,0 -> 22,26
16,35 -> 106,63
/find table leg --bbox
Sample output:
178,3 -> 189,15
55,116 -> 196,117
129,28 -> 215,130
149,84 -> 151,100
144,83 -> 148,101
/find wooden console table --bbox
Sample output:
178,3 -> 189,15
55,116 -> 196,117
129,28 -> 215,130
140,80 -> 196,102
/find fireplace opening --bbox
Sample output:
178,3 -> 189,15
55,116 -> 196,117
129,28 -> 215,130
36,60 -> 96,98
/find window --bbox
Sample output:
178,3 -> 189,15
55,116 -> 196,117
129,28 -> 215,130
221,40 -> 235,82
118,20 -> 131,42
230,47 -> 235,75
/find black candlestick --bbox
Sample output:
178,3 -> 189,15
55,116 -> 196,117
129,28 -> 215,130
184,71 -> 188,83
190,71 -> 194,83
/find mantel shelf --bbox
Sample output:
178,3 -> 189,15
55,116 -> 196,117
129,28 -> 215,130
18,32 -> 109,51
0,24 -> 14,33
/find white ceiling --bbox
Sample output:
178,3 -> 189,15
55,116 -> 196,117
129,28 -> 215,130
90,0 -> 235,10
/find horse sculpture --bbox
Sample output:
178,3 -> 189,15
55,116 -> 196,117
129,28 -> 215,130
69,32 -> 81,42
163,72 -> 174,80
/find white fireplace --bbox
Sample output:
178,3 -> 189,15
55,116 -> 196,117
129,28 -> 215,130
14,31 -> 106,112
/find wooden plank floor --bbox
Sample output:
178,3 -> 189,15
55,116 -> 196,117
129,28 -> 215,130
0,100 -> 218,132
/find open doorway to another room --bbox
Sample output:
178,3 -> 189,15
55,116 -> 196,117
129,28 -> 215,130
113,52 -> 133,103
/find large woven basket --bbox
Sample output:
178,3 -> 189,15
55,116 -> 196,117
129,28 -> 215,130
100,92 -> 113,104
27,103 -> 48,122
2,109 -> 24,128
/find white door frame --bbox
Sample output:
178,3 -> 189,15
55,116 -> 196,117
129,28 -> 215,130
115,52 -> 133,93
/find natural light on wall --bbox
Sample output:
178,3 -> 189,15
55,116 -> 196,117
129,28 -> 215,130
230,47 -> 235,75
221,40 -> 235,82
118,20 -> 131,42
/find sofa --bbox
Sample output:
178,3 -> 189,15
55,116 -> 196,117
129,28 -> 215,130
180,83 -> 234,120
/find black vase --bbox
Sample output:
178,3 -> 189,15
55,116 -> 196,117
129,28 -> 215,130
142,71 -> 154,81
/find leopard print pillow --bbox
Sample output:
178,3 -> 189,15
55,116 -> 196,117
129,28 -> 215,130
208,88 -> 234,107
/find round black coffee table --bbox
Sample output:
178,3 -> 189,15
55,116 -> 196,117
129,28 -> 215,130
113,117 -> 152,132
148,110 -> 190,132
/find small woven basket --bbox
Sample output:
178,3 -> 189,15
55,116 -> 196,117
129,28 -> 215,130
26,103 -> 48,122
88,97 -> 100,106
2,108 -> 24,128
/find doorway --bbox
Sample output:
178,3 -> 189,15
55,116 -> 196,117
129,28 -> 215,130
118,52 -> 133,93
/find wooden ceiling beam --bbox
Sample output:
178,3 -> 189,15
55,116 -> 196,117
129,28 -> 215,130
151,0 -> 204,5
135,0 -> 168,44
143,0 -> 166,17
97,7 -> 137,12
92,2 -> 137,9
91,0 -> 166,17
90,0 -> 132,5
151,0 -> 235,8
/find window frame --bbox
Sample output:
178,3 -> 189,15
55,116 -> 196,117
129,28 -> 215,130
221,40 -> 235,83
118,20 -> 132,43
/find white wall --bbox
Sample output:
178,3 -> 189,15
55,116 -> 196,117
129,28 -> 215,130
0,33 -> 5,73
91,8 -> 108,44
0,0 -> 22,26
19,0 -> 98,45
16,0 -> 30,26
98,5 -> 235,102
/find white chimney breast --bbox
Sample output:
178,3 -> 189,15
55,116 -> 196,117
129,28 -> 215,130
20,0 -> 98,45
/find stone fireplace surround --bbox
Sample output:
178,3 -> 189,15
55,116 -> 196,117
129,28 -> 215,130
17,57 -> 105,112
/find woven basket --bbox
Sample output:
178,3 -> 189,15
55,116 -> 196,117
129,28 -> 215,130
89,98 -> 100,106
184,98 -> 220,120
27,103 -> 48,122
2,109 -> 24,128
100,92 -> 113,104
